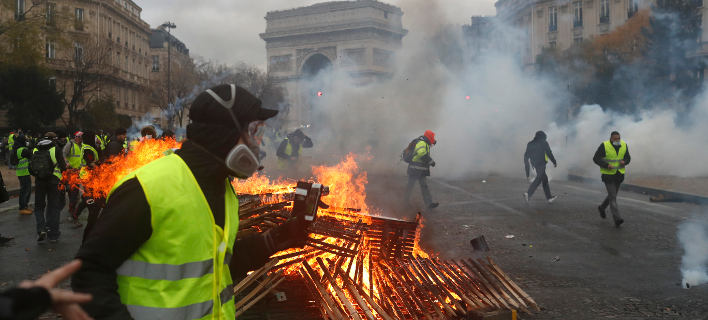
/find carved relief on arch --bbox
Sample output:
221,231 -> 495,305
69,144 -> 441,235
296,46 -> 337,74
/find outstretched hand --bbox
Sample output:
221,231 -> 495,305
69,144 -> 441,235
19,260 -> 93,320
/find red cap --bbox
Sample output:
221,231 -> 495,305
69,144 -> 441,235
74,131 -> 83,138
424,130 -> 436,145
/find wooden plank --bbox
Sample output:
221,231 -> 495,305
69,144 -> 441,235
395,259 -> 446,320
405,259 -> 457,318
337,265 -> 394,320
476,258 -> 528,309
380,260 -> 432,320
299,268 -> 336,320
375,263 -> 420,320
469,259 -> 520,310
459,260 -> 509,310
442,261 -> 494,308
233,270 -> 283,311
423,258 -> 482,310
234,276 -> 286,317
315,257 -> 363,320
412,258 -> 466,316
232,258 -> 279,296
302,262 -> 346,320
486,257 -> 541,312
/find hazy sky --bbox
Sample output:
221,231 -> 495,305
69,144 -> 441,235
138,0 -> 497,68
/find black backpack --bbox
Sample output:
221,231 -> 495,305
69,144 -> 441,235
401,138 -> 422,164
10,148 -> 19,166
29,148 -> 55,180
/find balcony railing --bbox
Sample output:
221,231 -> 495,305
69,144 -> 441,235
599,15 -> 610,24
573,20 -> 583,28
549,24 -> 558,32
74,20 -> 84,31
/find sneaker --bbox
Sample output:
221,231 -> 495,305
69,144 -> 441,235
37,232 -> 47,242
523,193 -> 529,204
0,236 -> 12,245
427,203 -> 439,209
547,196 -> 557,203
614,218 -> 624,227
598,206 -> 606,219
67,217 -> 83,227
19,208 -> 33,215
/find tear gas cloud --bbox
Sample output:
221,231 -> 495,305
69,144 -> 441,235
678,216 -> 708,288
295,0 -> 708,180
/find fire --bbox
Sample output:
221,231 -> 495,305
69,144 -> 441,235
313,152 -> 373,218
231,172 -> 294,195
62,138 -> 181,199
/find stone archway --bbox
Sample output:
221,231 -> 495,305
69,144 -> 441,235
301,53 -> 333,78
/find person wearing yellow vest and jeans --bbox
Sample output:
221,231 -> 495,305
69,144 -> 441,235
593,131 -> 631,227
276,129 -> 313,171
7,131 -> 16,169
404,130 -> 439,210
523,131 -> 558,204
64,132 -> 84,222
72,84 -> 311,320
14,135 -> 33,215
33,132 -> 67,243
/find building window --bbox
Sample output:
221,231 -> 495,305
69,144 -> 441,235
75,8 -> 84,30
46,3 -> 55,21
15,0 -> 25,21
116,52 -> 120,67
132,59 -> 135,73
125,56 -> 128,70
548,6 -> 558,32
573,35 -> 583,43
74,42 -> 83,62
108,49 -> 112,65
46,41 -> 56,59
74,78 -> 84,102
696,68 -> 705,80
152,55 -> 159,71
48,77 -> 56,90
549,41 -> 557,47
628,0 -> 639,18
573,2 -> 583,28
600,0 -> 610,23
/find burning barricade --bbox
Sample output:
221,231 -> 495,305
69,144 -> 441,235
64,140 -> 538,319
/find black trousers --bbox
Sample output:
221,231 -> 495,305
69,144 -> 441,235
34,180 -> 61,239
404,175 -> 433,206
81,197 -> 106,243
527,164 -> 552,199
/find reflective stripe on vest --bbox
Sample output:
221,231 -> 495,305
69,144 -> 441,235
109,155 -> 239,320
600,140 -> 626,175
277,138 -> 303,170
68,142 -> 83,169
16,148 -> 29,176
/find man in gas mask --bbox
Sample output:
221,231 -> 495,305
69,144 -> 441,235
593,131 -> 631,227
71,84 -> 310,319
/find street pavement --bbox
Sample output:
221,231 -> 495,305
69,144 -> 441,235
1,174 -> 707,319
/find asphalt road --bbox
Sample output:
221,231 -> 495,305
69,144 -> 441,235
1,174 -> 706,320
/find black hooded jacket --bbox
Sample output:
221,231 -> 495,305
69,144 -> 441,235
524,131 -> 557,170
34,140 -> 67,183
71,125 -> 273,320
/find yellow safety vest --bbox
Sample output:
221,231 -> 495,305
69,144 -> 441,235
110,155 -> 239,320
16,147 -> 29,176
68,141 -> 83,169
276,138 -> 303,170
81,144 -> 98,167
600,140 -> 626,175
8,134 -> 15,151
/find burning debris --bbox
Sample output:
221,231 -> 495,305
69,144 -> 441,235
232,172 -> 539,319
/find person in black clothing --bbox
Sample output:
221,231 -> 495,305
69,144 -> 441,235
71,84 -> 311,319
34,132 -> 68,243
105,128 -> 127,158
159,129 -> 175,140
73,131 -> 103,239
593,131 -> 631,227
0,260 -> 93,320
276,129 -> 313,171
523,131 -> 558,203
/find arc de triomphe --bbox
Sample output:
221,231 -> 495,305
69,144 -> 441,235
260,0 -> 408,128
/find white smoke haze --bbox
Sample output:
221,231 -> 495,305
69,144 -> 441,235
292,0 -> 708,181
679,217 -> 708,288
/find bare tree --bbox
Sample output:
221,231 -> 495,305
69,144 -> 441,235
147,59 -> 198,130
55,36 -> 112,129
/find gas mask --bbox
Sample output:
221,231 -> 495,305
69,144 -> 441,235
612,141 -> 621,146
205,84 -> 267,179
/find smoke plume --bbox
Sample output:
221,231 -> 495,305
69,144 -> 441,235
679,217 -> 708,288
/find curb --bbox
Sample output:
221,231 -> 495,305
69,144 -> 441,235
567,174 -> 708,205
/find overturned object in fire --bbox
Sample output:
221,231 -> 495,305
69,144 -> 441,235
233,190 -> 540,319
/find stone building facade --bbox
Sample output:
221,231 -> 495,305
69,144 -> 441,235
482,0 -> 707,76
260,0 -> 408,127
50,0 -> 153,122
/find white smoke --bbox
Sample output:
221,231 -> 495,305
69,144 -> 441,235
678,218 -> 708,288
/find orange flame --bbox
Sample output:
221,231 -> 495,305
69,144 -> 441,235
62,138 -> 181,199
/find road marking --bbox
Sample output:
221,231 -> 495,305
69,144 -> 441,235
432,179 -> 525,217
439,198 -> 520,207
559,184 -> 679,211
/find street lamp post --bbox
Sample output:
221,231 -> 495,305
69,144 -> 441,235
161,21 -> 176,129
